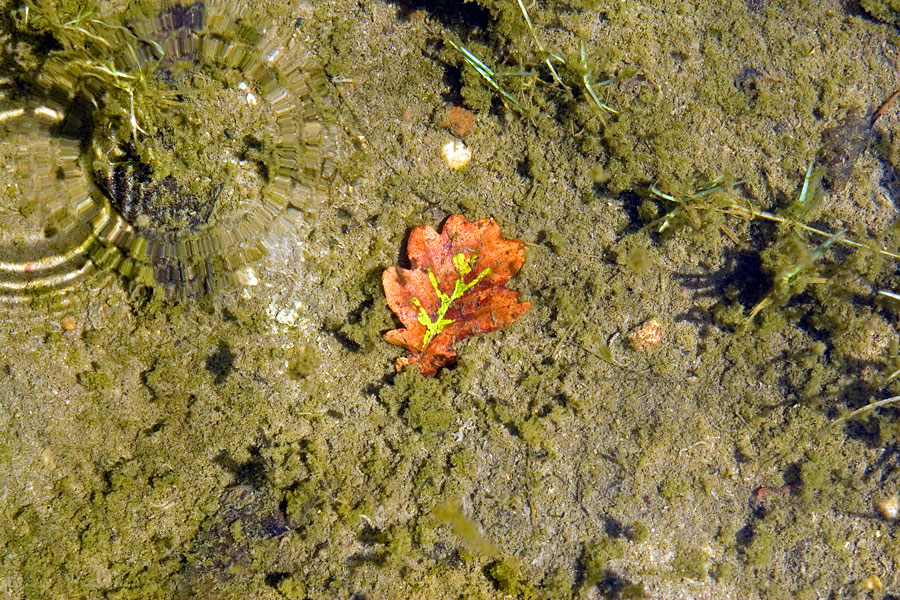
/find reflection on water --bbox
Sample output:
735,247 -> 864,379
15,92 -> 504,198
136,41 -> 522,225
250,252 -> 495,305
0,0 -> 334,302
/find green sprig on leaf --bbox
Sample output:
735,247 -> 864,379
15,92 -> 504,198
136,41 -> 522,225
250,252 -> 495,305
413,252 -> 491,349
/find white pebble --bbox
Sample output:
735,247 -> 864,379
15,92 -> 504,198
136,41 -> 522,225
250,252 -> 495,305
874,495 -> 899,521
234,265 -> 258,286
441,140 -> 471,170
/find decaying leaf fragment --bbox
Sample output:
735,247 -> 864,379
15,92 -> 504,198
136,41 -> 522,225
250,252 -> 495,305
382,214 -> 530,376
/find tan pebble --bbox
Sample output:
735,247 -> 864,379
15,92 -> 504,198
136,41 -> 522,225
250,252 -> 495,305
874,495 -> 899,521
60,315 -> 77,331
41,448 -> 56,471
863,574 -> 883,591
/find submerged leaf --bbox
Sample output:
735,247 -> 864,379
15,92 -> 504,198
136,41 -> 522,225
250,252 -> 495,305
382,214 -> 530,376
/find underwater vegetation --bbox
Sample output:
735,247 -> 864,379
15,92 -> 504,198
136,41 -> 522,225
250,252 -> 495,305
860,0 -> 900,25
448,0 -> 900,393
0,0 -> 334,301
643,81 -> 900,351
5,0 -> 900,598
175,484 -> 291,599
383,214 -> 530,376
648,164 -> 900,329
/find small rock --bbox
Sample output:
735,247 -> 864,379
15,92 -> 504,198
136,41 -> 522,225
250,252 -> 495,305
441,140 -> 471,170
874,495 -> 899,521
234,266 -> 258,287
438,105 -> 475,138
628,318 -> 662,349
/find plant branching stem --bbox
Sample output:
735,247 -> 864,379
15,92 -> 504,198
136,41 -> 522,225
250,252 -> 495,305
651,174 -> 900,261
515,0 -> 564,85
447,39 -> 524,110
413,253 -> 491,349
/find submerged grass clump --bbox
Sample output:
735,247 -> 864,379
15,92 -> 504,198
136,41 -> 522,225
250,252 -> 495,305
650,162 -> 900,328
446,0 -> 621,121
647,156 -> 900,445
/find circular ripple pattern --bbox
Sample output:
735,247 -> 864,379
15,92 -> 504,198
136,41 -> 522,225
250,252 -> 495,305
0,100 -> 109,303
0,0 -> 333,301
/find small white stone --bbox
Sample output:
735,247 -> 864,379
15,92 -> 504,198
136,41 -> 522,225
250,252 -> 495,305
275,307 -> 298,326
234,265 -> 259,286
33,105 -> 62,122
0,107 -> 25,123
874,495 -> 900,521
246,91 -> 258,107
441,140 -> 472,170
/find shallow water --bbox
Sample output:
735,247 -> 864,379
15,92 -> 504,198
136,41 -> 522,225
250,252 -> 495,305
1,1 -> 900,598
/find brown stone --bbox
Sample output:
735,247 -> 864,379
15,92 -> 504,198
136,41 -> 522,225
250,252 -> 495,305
439,106 -> 475,138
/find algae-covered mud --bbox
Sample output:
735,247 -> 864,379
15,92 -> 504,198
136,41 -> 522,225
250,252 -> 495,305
2,0 -> 900,598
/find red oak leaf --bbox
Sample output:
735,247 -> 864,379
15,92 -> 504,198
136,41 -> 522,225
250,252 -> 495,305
382,214 -> 530,376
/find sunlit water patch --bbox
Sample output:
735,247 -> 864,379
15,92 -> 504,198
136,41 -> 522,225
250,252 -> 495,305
0,0 -> 334,302
0,100 -> 108,303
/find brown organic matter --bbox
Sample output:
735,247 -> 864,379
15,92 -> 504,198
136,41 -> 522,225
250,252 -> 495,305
383,214 -> 530,376
439,105 -> 475,137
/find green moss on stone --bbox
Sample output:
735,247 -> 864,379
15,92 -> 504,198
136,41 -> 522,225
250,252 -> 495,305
538,566 -> 573,600
673,548 -> 709,580
486,558 -> 537,599
627,521 -> 649,543
744,527 -> 775,567
77,367 -> 113,390
861,0 -> 900,23
798,451 -> 833,503
582,536 -> 624,589
287,344 -> 320,380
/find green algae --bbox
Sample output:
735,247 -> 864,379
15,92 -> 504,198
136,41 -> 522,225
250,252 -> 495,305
3,0 -> 900,598
286,343 -> 319,380
433,501 -> 499,557
76,365 -> 114,390
487,558 -> 539,599
672,547 -> 710,580
861,0 -> 900,24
